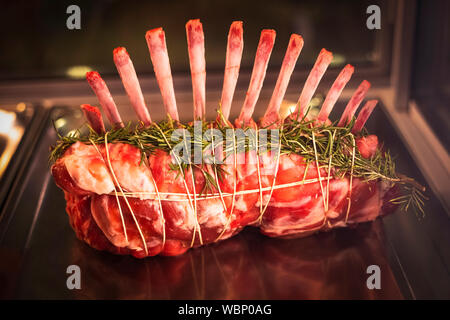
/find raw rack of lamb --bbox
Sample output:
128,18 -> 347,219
50,20 -> 425,258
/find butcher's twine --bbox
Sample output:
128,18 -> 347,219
88,126 -> 349,252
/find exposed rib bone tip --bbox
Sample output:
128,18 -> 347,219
146,28 -> 167,52
293,48 -> 333,117
186,19 -> 202,30
237,28 -> 276,125
113,46 -> 151,125
146,27 -> 163,36
219,21 -> 244,120
319,48 -> 333,61
352,99 -> 378,133
361,79 -> 371,88
230,21 -> 243,30
186,18 -> 206,120
291,34 -> 304,45
316,63 -> 354,123
113,47 -> 128,55
262,29 -> 276,34
146,24 -> 179,121
261,29 -> 276,42
345,64 -> 354,71
85,70 -> 124,128
81,104 -> 106,134
86,70 -> 99,80
338,79 -> 371,126
113,47 -> 130,65
261,32 -> 303,127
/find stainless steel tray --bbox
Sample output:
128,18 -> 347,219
0,103 -> 448,299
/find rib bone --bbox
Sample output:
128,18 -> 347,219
186,19 -> 206,120
113,47 -> 152,125
317,64 -> 354,123
338,80 -> 371,126
352,99 -> 378,133
262,33 -> 303,127
145,28 -> 179,121
86,71 -> 124,128
220,21 -> 244,120
293,48 -> 333,118
237,29 -> 276,126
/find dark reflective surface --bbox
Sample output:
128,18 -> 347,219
0,103 -> 449,299
13,219 -> 403,299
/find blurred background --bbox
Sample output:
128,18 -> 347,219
0,0 -> 449,299
0,0 -> 383,78
0,0 -> 447,142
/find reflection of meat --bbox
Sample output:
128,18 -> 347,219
67,232 -> 268,299
65,223 -> 402,299
246,222 -> 403,299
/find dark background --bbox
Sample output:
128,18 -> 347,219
0,0 -> 447,149
0,0 -> 382,79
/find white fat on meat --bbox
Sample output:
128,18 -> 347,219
260,195 -> 312,208
197,199 -> 228,229
106,143 -> 156,199
90,195 -> 129,248
234,196 -> 251,212
166,198 -> 228,231
126,236 -> 162,252
165,200 -> 197,232
262,197 -> 325,236
325,179 -> 349,219
277,153 -> 299,170
147,237 -> 163,249
64,142 -> 114,194
259,152 -> 278,175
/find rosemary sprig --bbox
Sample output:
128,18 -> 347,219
49,111 -> 426,216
